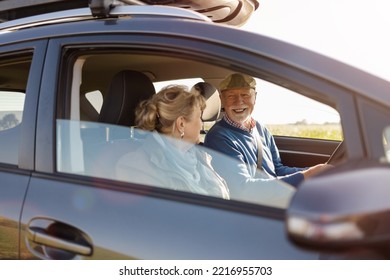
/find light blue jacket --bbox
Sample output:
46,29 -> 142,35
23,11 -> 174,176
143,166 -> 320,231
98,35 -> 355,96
116,132 -> 230,199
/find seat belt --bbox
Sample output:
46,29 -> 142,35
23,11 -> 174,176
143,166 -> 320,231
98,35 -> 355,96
253,126 -> 263,170
254,126 -> 273,179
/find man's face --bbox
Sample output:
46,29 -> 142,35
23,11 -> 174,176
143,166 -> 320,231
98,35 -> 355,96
220,88 -> 256,124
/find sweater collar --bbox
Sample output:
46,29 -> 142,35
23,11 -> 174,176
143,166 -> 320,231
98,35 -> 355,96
223,114 -> 256,133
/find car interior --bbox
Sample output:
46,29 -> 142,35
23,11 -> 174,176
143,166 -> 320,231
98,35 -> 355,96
60,52 -> 229,179
52,50 -> 344,188
71,52 -> 232,125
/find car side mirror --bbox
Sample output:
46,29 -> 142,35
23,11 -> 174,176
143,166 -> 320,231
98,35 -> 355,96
286,163 -> 390,254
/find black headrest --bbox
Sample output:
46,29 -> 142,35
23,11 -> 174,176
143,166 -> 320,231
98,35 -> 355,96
192,82 -> 221,121
98,70 -> 156,126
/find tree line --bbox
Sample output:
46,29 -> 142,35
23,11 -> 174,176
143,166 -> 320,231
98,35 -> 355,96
0,113 -> 19,130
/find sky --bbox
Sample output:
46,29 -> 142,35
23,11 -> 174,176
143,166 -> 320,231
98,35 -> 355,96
240,0 -> 390,124
242,0 -> 390,81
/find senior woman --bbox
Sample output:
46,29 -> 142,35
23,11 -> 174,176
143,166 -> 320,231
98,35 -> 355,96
115,85 -> 229,199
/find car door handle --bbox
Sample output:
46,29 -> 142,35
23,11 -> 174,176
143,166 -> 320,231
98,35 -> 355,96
27,228 -> 92,256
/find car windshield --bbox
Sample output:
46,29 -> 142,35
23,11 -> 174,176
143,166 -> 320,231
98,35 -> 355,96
56,120 -> 295,209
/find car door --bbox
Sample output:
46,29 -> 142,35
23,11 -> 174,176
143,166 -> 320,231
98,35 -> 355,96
18,17 -> 329,259
0,39 -> 47,259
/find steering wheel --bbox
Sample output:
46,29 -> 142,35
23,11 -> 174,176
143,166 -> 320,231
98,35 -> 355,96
327,141 -> 346,165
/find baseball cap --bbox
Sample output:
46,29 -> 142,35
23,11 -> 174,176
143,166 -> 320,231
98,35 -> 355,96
219,73 -> 256,92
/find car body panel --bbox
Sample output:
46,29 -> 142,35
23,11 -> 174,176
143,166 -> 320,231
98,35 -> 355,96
0,170 -> 30,259
21,176 -> 318,259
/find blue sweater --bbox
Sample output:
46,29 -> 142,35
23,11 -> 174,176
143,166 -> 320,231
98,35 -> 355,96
203,118 -> 305,188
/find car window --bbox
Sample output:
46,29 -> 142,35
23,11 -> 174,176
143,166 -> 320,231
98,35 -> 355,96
56,51 -> 346,210
0,54 -> 31,165
154,78 -> 203,92
0,91 -> 24,127
56,120 -> 294,209
85,90 -> 103,114
253,79 -> 343,141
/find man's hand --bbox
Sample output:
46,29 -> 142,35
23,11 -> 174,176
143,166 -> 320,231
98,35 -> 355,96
302,163 -> 333,179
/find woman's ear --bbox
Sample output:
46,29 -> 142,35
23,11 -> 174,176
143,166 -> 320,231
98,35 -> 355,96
175,116 -> 186,131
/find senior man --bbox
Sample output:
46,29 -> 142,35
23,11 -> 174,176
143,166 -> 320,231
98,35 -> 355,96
204,73 -> 329,192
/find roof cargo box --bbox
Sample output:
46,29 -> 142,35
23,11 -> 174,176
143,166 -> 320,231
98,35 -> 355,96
0,0 -> 259,26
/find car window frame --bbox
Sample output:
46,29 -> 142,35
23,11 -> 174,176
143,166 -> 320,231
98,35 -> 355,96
0,39 -> 47,171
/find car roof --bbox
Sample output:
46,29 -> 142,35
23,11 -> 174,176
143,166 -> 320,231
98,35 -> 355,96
0,0 -> 259,27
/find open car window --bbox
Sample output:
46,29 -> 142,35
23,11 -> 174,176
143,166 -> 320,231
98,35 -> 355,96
253,79 -> 343,141
56,120 -> 294,209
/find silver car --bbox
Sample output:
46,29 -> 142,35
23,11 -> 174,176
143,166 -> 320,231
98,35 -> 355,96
0,0 -> 389,259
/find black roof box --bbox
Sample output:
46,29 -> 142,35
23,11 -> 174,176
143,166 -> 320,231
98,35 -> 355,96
0,0 -> 259,27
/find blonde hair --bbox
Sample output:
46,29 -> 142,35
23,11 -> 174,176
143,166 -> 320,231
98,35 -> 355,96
135,85 -> 206,134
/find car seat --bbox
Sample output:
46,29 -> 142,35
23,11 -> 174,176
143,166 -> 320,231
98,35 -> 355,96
192,81 -> 221,122
192,82 -> 223,144
83,70 -> 155,177
98,70 -> 156,127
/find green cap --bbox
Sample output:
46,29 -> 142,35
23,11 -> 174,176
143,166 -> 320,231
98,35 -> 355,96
219,73 -> 256,92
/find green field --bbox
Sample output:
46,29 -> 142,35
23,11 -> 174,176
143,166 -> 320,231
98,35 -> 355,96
0,217 -> 19,259
204,122 -> 343,141
266,124 -> 343,141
